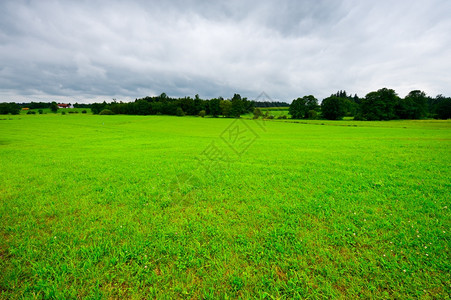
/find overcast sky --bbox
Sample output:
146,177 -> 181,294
1,0 -> 450,103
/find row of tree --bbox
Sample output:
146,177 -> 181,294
289,89 -> 451,120
0,101 -> 60,114
254,101 -> 289,108
2,88 -> 450,119
91,93 -> 255,117
0,102 -> 21,115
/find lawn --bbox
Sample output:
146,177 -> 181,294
0,114 -> 449,298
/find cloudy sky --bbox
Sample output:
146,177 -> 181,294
1,0 -> 450,103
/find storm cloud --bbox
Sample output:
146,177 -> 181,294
1,0 -> 450,103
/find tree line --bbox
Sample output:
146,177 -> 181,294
0,101 -> 61,114
1,88 -> 450,119
90,93 -> 255,117
289,89 -> 451,120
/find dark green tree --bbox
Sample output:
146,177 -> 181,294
0,103 -> 20,115
436,96 -> 451,119
135,99 -> 151,115
358,88 -> 399,120
289,95 -> 318,119
0,103 -> 8,115
330,90 -> 359,117
307,110 -> 318,119
253,108 -> 263,119
220,100 -> 232,117
151,101 -> 164,115
396,90 -> 427,119
99,109 -> 114,115
242,97 -> 254,113
209,98 -> 222,117
193,94 -> 204,115
231,93 -> 244,118
180,97 -> 195,115
158,93 -> 168,102
321,96 -> 347,120
305,95 -> 319,113
176,107 -> 185,116
50,102 -> 58,113
289,97 -> 307,119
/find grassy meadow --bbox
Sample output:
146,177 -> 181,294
0,114 -> 450,298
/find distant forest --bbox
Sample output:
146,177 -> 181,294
1,88 -> 450,120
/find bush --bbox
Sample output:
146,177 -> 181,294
26,111 -> 36,115
253,108 -> 263,119
38,109 -> 43,114
61,111 -> 66,115
353,114 -> 365,121
99,109 -> 115,115
176,107 -> 185,116
82,110 -> 87,114
277,115 -> 287,119
198,110 -> 206,118
308,110 -> 318,119
68,111 -> 75,114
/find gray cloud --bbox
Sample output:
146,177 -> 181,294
1,0 -> 450,103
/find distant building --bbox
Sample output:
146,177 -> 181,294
58,103 -> 71,108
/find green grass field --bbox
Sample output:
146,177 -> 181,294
0,114 -> 450,298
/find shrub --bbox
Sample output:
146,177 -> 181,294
253,108 -> 263,119
277,115 -> 287,119
26,111 -> 36,115
198,110 -> 206,118
308,110 -> 318,119
99,109 -> 115,115
176,107 -> 185,116
61,111 -> 66,115
38,109 -> 43,114
82,110 -> 87,114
